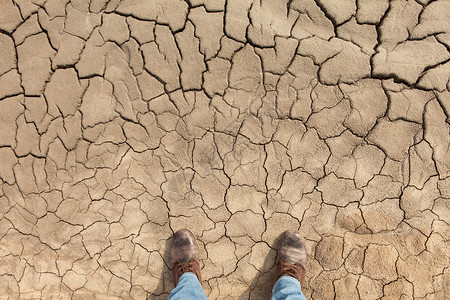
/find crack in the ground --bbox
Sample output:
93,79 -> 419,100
0,0 -> 449,298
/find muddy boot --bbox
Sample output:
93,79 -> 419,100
170,229 -> 202,286
276,230 -> 307,287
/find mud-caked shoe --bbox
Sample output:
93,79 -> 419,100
170,229 -> 202,285
276,230 -> 307,286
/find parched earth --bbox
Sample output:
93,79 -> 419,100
0,0 -> 449,299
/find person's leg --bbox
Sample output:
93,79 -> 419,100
271,231 -> 308,300
168,272 -> 207,300
271,276 -> 307,300
168,229 -> 207,300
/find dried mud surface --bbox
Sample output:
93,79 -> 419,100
0,0 -> 449,299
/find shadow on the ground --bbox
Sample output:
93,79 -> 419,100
147,236 -> 280,299
237,237 -> 280,300
147,238 -> 172,300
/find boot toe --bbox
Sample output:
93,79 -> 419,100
170,229 -> 199,265
277,230 -> 307,268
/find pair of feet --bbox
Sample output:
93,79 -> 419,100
170,229 -> 307,287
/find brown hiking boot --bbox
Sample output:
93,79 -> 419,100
276,230 -> 307,286
170,229 -> 202,286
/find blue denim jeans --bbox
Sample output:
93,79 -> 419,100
168,273 -> 306,300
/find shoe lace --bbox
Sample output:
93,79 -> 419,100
176,260 -> 197,273
277,260 -> 304,279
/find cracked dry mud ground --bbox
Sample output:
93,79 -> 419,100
0,0 -> 449,299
